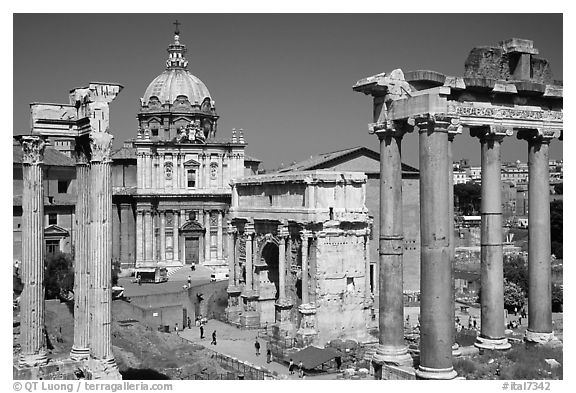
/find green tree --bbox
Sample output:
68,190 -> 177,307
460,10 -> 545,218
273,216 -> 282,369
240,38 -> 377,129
503,280 -> 525,312
44,252 -> 75,300
550,200 -> 563,258
504,255 -> 528,294
454,182 -> 482,215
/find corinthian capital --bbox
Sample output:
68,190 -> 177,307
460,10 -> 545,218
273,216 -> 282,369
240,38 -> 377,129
470,125 -> 513,142
414,113 -> 455,133
90,131 -> 114,163
517,128 -> 561,144
369,118 -> 414,139
16,135 -> 46,165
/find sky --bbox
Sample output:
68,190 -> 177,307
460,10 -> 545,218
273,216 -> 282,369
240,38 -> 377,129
13,13 -> 563,170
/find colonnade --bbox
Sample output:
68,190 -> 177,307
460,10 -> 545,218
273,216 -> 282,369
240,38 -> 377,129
16,131 -> 120,379
135,208 -> 226,265
355,73 -> 561,379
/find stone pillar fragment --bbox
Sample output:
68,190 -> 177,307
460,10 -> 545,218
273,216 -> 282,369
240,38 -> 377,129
240,222 -> 259,328
518,129 -> 557,343
415,115 -> 457,380
301,230 -> 310,304
173,211 -> 179,263
473,126 -> 511,350
88,131 -> 120,378
204,210 -> 211,264
217,210 -> 223,260
17,136 -> 49,368
71,137 -> 91,361
160,211 -> 166,262
371,118 -> 412,367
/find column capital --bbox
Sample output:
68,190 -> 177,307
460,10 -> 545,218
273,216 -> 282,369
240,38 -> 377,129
517,128 -> 561,144
414,114 -> 457,133
300,229 -> 312,240
90,131 -> 114,163
15,135 -> 46,165
447,118 -> 463,142
244,221 -> 255,235
470,125 -> 513,142
370,118 -> 414,139
278,225 -> 289,239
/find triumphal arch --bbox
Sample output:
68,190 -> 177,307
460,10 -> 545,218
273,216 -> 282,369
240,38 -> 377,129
354,38 -> 562,379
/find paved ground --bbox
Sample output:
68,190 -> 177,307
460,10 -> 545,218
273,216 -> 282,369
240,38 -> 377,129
177,319 -> 334,380
118,265 -> 213,297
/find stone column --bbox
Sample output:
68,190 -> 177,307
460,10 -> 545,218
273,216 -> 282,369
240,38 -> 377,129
217,210 -> 224,260
245,223 -> 254,291
278,225 -> 288,302
17,136 -> 48,368
414,115 -> 457,380
371,119 -> 412,366
88,131 -> 120,378
136,210 -> 144,263
151,213 -> 157,262
147,153 -> 153,189
159,211 -> 166,262
448,126 -> 463,356
70,137 -> 91,361
173,211 -> 179,263
364,232 -> 371,305
301,230 -> 310,304
227,223 -> 236,287
472,126 -> 511,350
144,211 -> 152,261
518,129 -> 557,343
204,210 -> 211,264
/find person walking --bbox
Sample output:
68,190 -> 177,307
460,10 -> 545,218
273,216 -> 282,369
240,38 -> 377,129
187,275 -> 192,286
266,348 -> 272,363
211,330 -> 217,345
298,361 -> 304,378
137,275 -> 142,286
288,359 -> 294,375
187,317 -> 192,330
191,263 -> 196,271
255,338 -> 261,356
200,325 -> 204,339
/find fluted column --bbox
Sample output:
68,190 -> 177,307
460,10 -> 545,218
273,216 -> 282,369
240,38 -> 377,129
518,129 -> 557,343
448,126 -> 463,356
136,210 -> 144,263
301,230 -> 311,304
363,233 -> 371,305
159,211 -> 166,262
70,137 -> 91,361
415,115 -> 457,380
278,226 -> 289,302
204,210 -> 211,264
227,222 -> 236,288
245,223 -> 254,291
473,126 -> 511,350
144,211 -> 152,261
17,136 -> 48,368
88,131 -> 119,375
173,211 -> 179,263
371,118 -> 413,366
147,153 -> 153,189
151,213 -> 157,262
217,210 -> 224,260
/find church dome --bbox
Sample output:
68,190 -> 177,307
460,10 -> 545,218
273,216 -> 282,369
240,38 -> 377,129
142,69 -> 212,107
140,26 -> 214,110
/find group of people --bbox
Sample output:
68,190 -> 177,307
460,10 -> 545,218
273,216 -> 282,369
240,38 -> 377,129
288,359 -> 305,378
254,338 -> 272,363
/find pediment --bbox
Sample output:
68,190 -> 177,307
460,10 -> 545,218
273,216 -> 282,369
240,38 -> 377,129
180,220 -> 204,232
44,224 -> 70,237
183,158 -> 200,167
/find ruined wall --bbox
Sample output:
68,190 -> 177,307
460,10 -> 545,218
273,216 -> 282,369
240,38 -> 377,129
314,230 -> 368,344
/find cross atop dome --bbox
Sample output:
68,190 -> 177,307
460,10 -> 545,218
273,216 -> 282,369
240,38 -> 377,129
166,21 -> 188,69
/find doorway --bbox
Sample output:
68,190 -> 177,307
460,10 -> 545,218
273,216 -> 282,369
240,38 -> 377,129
185,237 -> 200,265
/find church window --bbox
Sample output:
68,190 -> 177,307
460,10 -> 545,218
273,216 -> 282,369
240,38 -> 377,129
187,169 -> 196,188
58,180 -> 68,194
164,162 -> 173,180
152,129 -> 158,137
48,213 -> 57,226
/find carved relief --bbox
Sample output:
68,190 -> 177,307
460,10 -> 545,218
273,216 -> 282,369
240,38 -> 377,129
164,161 -> 173,180
175,119 -> 207,144
447,102 -> 563,122
19,136 -> 46,165
89,132 -> 114,162
210,162 -> 218,180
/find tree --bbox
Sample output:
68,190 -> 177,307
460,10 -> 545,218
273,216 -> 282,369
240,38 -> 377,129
44,252 -> 75,300
551,284 -> 563,312
550,200 -> 563,258
503,280 -> 525,312
504,255 -> 529,294
454,182 -> 482,215
553,183 -> 563,195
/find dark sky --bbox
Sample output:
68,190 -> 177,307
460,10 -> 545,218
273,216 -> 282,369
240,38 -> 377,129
13,14 -> 563,169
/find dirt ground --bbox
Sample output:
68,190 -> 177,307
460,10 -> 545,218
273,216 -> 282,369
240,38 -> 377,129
13,300 -> 231,380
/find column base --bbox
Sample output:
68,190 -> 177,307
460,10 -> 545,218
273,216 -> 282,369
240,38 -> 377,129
415,365 -> 458,380
524,329 -> 556,344
239,311 -> 260,329
70,346 -> 91,361
474,336 -> 511,350
19,351 -> 48,368
85,357 -> 122,380
451,343 -> 462,357
372,344 -> 413,366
